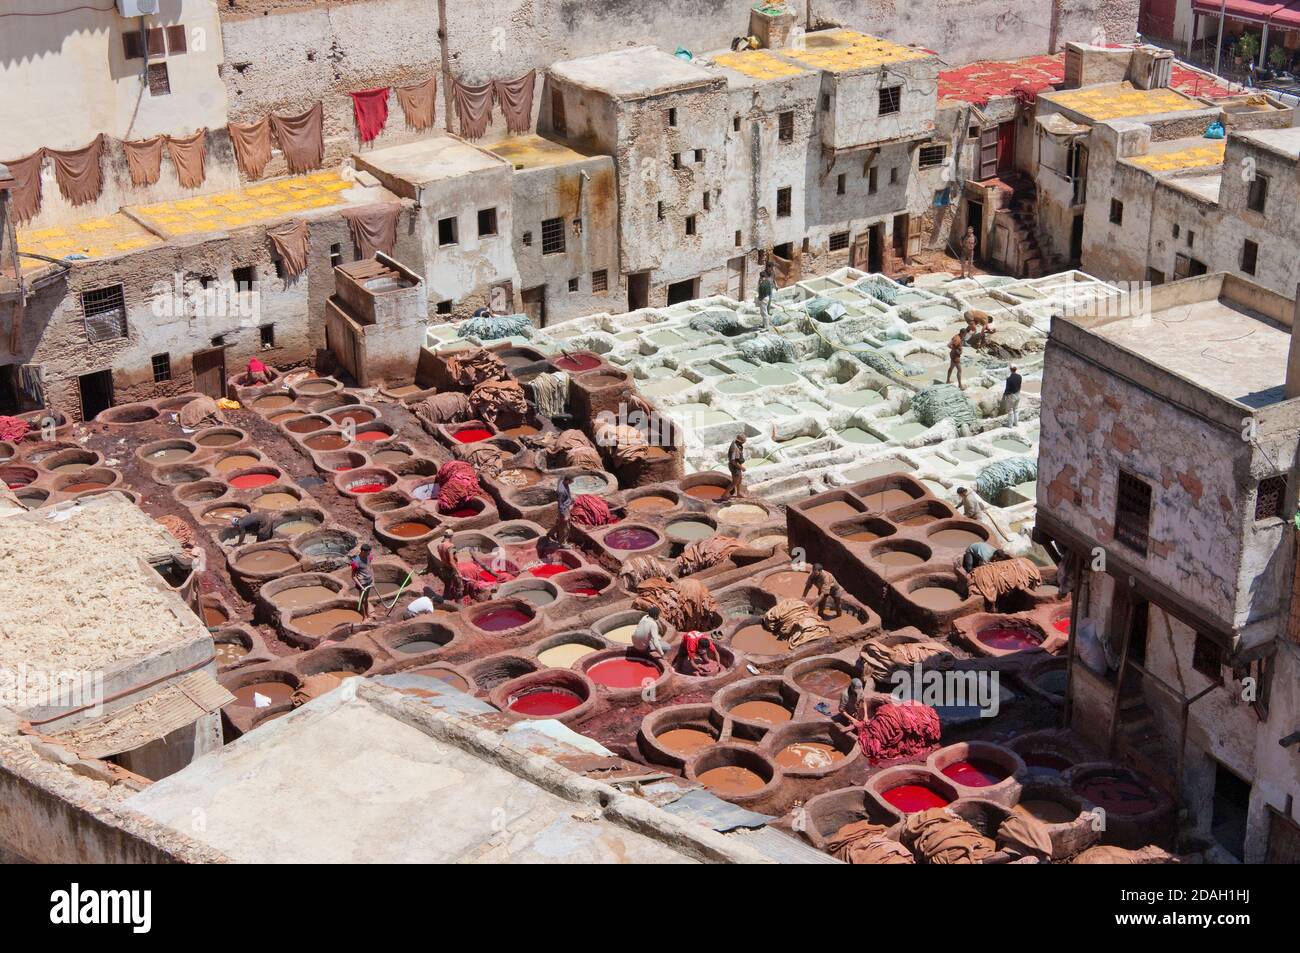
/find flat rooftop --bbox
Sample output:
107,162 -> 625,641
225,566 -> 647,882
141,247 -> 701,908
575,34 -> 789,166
1236,125 -> 1300,160
484,134 -> 595,171
549,46 -> 720,98
1127,137 -> 1226,174
17,212 -> 162,271
780,29 -> 932,73
127,170 -> 385,240
939,54 -> 1065,106
125,685 -> 703,863
707,48 -> 813,84
1047,82 -> 1205,121
0,495 -> 193,673
1166,172 -> 1222,203
354,135 -> 508,188
1088,288 -> 1291,408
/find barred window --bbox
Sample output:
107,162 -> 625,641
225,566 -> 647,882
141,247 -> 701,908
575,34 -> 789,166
779,111 -> 794,142
829,231 -> 850,252
151,353 -> 171,383
592,270 -> 608,293
81,285 -> 128,343
776,187 -> 791,217
165,25 -> 188,55
1255,475 -> 1287,521
879,86 -> 901,115
919,145 -> 947,168
541,217 -> 565,255
1115,470 -> 1152,555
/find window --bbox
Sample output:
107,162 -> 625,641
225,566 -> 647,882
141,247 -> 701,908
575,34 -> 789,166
477,207 -> 498,237
541,217 -> 565,254
837,173 -> 846,195
123,31 -> 144,60
1241,239 -> 1258,276
146,27 -> 166,56
272,258 -> 285,280
685,215 -> 697,236
829,231 -> 850,252
776,186 -> 791,217
657,201 -> 665,221
81,285 -> 127,343
1109,199 -> 1124,225
779,111 -> 794,142
1247,172 -> 1268,213
733,116 -> 741,132
694,149 -> 704,163
210,335 -> 224,347
568,277 -> 579,293
919,145 -> 946,169
260,324 -> 275,348
551,89 -> 566,135
147,62 -> 171,96
232,266 -> 256,293
868,167 -> 878,194
821,94 -> 831,112
1187,230 -> 1195,247
329,243 -> 342,267
165,25 -> 187,55
1192,633 -> 1222,682
436,300 -> 452,315
592,269 -> 608,293
151,353 -> 171,383
890,166 -> 898,184
672,153 -> 682,170
1172,223 -> 1180,239
522,230 -> 533,247
702,192 -> 711,211
437,217 -> 458,246
879,86 -> 901,115
1255,475 -> 1287,521
667,107 -> 677,127
1115,470 -> 1153,555
734,230 -> 742,247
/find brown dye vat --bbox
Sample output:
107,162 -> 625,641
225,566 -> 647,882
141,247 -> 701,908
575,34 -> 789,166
295,608 -> 363,637
203,605 -> 229,626
203,505 -> 247,523
498,467 -> 542,487
274,518 -> 320,537
731,624 -> 790,656
253,395 -> 295,411
50,462 -> 91,474
910,586 -> 964,610
268,411 -> 301,425
271,585 -> 339,609
500,424 -> 540,438
858,487 -> 915,509
876,549 -> 925,569
371,449 -> 411,466
215,453 -> 260,473
843,529 -> 882,541
775,742 -> 845,772
145,447 -> 193,465
387,521 -> 434,539
730,699 -> 792,724
805,500 -> 860,521
236,550 -> 298,574
62,481 -> 109,493
627,494 -> 676,514
698,765 -> 766,796
331,408 -> 376,426
929,528 -> 984,549
685,484 -> 726,501
657,727 -> 717,756
196,431 -> 241,448
215,642 -> 250,666
285,416 -> 328,434
1014,799 -> 1078,824
231,681 -> 295,706
896,512 -> 939,527
764,570 -> 812,599
294,379 -> 336,395
795,667 -> 852,698
253,492 -> 298,511
305,434 -> 348,451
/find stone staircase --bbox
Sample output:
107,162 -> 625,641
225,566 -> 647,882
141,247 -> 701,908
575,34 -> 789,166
999,174 -> 1048,278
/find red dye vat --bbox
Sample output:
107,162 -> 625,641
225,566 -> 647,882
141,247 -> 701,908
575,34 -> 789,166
554,353 -> 600,372
976,624 -> 1043,651
509,687 -> 582,716
334,465 -> 354,471
349,482 -> 388,494
604,527 -> 658,550
529,564 -> 569,578
566,586 -> 600,597
882,784 -> 951,813
454,428 -> 493,443
474,607 -> 532,631
941,758 -> 1008,787
441,504 -> 480,518
229,473 -> 277,489
1074,776 -> 1158,816
1052,617 -> 1071,634
458,562 -> 497,584
354,431 -> 388,442
587,657 -> 660,689
1023,752 -> 1072,778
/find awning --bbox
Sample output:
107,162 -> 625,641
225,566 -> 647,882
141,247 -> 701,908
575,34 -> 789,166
48,671 -> 233,760
1192,0 -> 1300,28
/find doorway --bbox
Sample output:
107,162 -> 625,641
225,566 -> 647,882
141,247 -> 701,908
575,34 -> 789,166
892,214 -> 909,264
868,223 -> 884,272
996,120 -> 1016,173
192,347 -> 227,400
1211,763 -> 1250,861
521,286 -> 546,327
627,272 -> 649,311
726,256 -> 746,300
1070,213 -> 1084,262
666,278 -> 698,306
967,201 -> 984,261
78,370 -> 114,421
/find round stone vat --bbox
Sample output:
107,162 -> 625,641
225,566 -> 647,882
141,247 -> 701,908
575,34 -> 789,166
176,480 -> 231,505
270,508 -> 326,539
384,620 -> 457,657
578,648 -> 668,700
53,467 -> 121,495
638,704 -> 720,769
801,786 -> 901,851
491,668 -> 596,722
686,744 -> 781,805
193,427 -> 248,451
866,765 -> 960,822
95,402 -> 159,426
532,629 -> 606,670
468,598 -> 537,636
927,741 -> 1024,806
222,668 -> 301,710
762,719 -> 859,777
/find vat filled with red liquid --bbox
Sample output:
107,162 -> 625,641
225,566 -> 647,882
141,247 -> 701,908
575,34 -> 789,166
453,427 -> 493,443
586,657 -> 660,689
604,527 -> 659,550
473,606 -> 534,631
882,783 -> 951,812
940,758 -> 1009,787
508,687 -> 582,716
976,623 -> 1044,652
229,472 -> 278,489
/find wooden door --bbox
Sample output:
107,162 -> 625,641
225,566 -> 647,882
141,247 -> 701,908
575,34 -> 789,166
192,347 -> 226,400
978,126 -> 999,180
521,286 -> 545,327
996,121 -> 1016,173
726,256 -> 746,299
